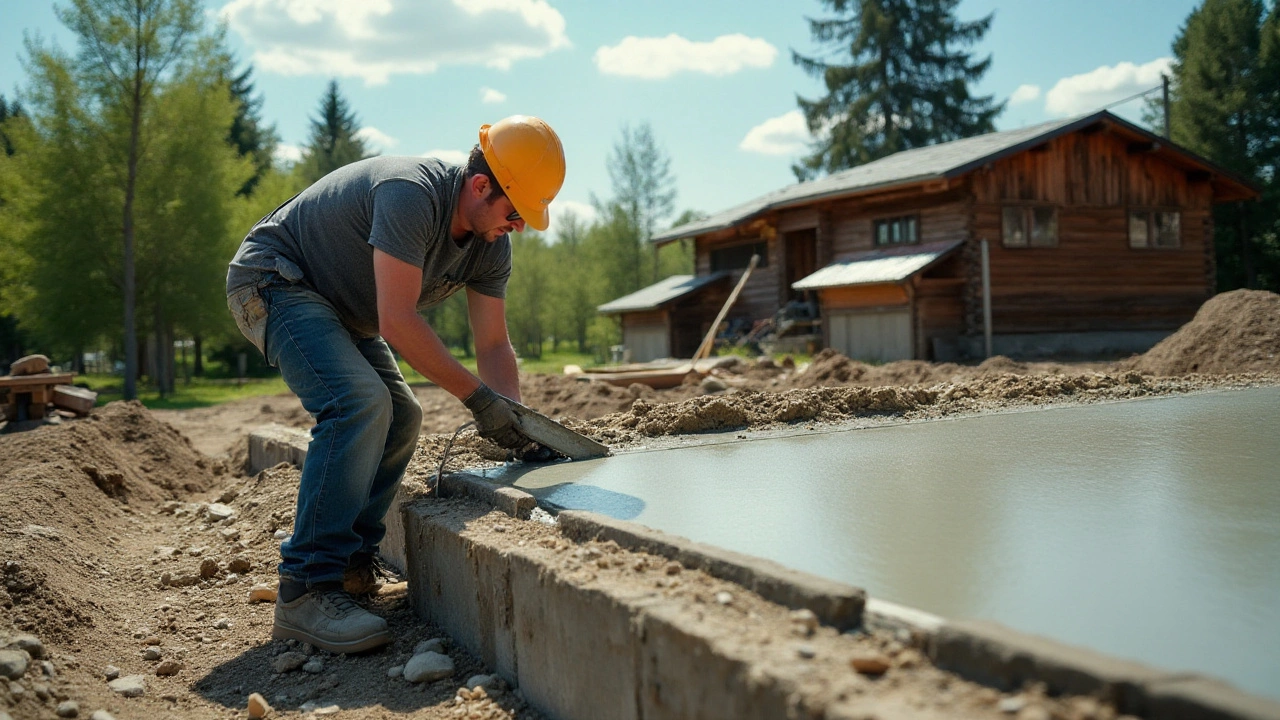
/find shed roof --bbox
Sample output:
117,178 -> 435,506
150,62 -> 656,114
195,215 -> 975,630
791,240 -> 964,291
597,272 -> 728,314
654,110 -> 1258,244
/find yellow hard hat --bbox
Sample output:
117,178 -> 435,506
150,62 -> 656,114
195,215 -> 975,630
478,115 -> 565,232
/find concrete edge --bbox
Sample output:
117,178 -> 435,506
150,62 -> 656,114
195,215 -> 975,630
439,472 -> 536,520
556,509 -> 865,631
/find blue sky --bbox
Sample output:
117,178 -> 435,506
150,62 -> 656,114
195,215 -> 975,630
0,0 -> 1201,235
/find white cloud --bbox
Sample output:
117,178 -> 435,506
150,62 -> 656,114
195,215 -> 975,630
274,143 -> 303,165
594,33 -> 776,79
481,86 -> 507,104
421,148 -> 469,165
739,110 -> 810,156
355,126 -> 398,152
1045,58 -> 1172,116
1010,84 -> 1041,106
548,200 -> 597,233
219,0 -> 570,85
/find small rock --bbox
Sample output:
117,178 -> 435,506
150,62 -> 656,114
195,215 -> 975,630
41,660 -> 56,678
155,660 -> 182,676
249,584 -> 278,603
207,503 -> 236,521
663,561 -> 682,575
108,675 -> 146,697
789,608 -> 819,637
386,665 -> 403,678
302,659 -> 324,674
103,665 -> 120,681
217,488 -> 239,504
33,682 -> 50,701
142,646 -> 162,661
141,635 -> 161,646
90,712 -> 116,720
8,681 -> 22,697
796,644 -> 816,659
199,558 -> 221,579
849,653 -> 891,675
227,557 -> 252,574
55,700 -> 79,718
0,650 -> 29,680
413,638 -> 445,654
187,546 -> 205,557
273,530 -> 289,540
700,377 -> 728,393
313,706 -> 340,716
998,696 -> 1028,713
465,674 -> 496,690
220,528 -> 241,541
214,618 -> 231,630
271,651 -> 307,674
11,634 -> 45,659
402,652 -> 453,683
714,591 -> 733,605
247,692 -> 272,719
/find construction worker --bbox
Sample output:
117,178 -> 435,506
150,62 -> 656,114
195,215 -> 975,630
225,115 -> 565,653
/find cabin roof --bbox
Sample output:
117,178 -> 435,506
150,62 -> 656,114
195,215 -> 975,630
792,240 -> 965,291
596,272 -> 728,314
653,110 -> 1259,244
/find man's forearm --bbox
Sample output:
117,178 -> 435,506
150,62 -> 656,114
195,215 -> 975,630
476,341 -> 520,402
380,312 -> 481,401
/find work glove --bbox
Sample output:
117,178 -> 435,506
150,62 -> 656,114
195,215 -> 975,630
462,383 -> 529,450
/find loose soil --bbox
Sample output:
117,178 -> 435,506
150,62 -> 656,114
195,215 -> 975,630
4,291 -> 1279,718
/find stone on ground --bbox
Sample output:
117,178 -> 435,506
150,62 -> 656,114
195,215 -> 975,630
271,651 -> 307,674
89,712 -> 116,720
386,665 -> 403,678
413,638 -> 445,654
248,584 -> 277,603
465,674 -> 496,690
155,660 -> 182,676
402,652 -> 453,683
247,692 -> 272,719
206,503 -> 236,521
302,658 -> 323,674
849,652 -> 891,675
0,651 -> 29,680
10,634 -> 44,659
55,700 -> 79,718
108,675 -> 146,697
103,666 -> 119,681
142,646 -> 162,661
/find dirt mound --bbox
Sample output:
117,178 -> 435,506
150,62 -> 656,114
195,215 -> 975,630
1123,289 -> 1280,376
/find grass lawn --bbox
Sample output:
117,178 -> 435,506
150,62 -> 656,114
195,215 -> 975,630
78,374 -> 292,410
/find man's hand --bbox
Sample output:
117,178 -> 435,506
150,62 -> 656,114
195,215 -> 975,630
463,384 -> 529,450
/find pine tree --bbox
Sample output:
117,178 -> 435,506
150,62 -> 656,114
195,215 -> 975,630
792,0 -> 1003,180
297,80 -> 372,185
226,62 -> 278,196
1162,0 -> 1279,290
600,122 -> 677,289
0,95 -> 23,156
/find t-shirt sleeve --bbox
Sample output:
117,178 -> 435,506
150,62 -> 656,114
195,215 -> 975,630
467,238 -> 513,299
367,180 -> 434,267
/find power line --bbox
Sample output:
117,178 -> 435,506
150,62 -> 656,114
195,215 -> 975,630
1098,84 -> 1163,112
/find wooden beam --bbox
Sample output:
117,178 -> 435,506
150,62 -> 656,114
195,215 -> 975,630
1127,141 -> 1159,154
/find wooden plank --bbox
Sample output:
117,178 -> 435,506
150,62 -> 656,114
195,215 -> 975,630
0,373 -> 75,390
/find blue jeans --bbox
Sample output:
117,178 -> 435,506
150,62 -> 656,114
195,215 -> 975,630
234,277 -> 423,585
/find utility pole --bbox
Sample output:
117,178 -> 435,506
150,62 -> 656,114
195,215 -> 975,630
1162,74 -> 1171,140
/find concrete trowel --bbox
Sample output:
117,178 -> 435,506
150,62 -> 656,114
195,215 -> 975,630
509,401 -> 609,460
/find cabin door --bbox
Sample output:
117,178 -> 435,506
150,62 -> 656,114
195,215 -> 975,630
784,229 -> 817,302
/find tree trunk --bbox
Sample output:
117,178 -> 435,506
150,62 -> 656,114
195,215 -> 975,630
193,335 -> 204,376
122,5 -> 145,401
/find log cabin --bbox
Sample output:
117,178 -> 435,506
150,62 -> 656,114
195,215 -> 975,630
598,110 -> 1258,362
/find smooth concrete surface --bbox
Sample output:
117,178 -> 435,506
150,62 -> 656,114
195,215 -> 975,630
474,387 -> 1280,701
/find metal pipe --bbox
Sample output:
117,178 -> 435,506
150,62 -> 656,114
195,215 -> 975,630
981,239 -> 993,358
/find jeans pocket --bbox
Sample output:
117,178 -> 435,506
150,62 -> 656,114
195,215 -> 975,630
227,284 -> 270,358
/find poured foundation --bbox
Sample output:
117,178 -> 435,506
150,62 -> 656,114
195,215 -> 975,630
470,387 -> 1280,701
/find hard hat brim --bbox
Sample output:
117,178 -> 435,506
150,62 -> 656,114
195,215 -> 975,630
511,196 -> 551,232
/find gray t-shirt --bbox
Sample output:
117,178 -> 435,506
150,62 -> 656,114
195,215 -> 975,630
227,157 -> 512,338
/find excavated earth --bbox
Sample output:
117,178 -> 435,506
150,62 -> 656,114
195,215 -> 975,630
2,289 -> 1278,719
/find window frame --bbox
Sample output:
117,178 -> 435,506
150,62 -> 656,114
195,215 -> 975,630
872,215 -> 920,247
1001,204 -> 1059,248
1128,208 -> 1182,250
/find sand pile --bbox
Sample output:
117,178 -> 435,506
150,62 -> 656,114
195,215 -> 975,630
1123,289 -> 1280,376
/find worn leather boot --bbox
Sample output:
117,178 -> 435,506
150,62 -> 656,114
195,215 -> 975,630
272,584 -> 392,654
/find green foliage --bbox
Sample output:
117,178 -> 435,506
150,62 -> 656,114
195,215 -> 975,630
226,62 -> 279,196
506,231 -> 553,358
1161,0 -> 1280,290
792,0 -> 1003,180
296,80 -> 373,185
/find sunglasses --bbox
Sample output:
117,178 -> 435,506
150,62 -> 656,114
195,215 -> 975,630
505,209 -> 521,223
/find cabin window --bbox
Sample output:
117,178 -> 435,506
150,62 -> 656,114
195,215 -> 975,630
1129,210 -> 1181,249
1002,206 -> 1058,248
710,241 -> 768,272
873,215 -> 919,246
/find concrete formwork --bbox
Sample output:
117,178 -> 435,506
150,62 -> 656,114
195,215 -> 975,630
248,428 -> 1280,720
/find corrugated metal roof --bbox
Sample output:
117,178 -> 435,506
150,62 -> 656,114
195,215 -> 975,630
792,240 -> 963,290
652,109 -> 1259,244
597,273 -> 727,314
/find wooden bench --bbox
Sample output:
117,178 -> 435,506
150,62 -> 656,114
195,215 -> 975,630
0,373 -> 76,422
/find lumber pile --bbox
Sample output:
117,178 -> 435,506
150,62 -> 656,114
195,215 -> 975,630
0,354 -> 97,422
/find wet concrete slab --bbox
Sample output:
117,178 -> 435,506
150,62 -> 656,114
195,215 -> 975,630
471,387 -> 1280,701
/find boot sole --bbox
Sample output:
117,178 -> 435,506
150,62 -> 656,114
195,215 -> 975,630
271,620 -> 392,654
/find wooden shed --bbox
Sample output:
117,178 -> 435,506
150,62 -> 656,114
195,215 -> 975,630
597,273 -> 729,362
628,110 -> 1257,361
